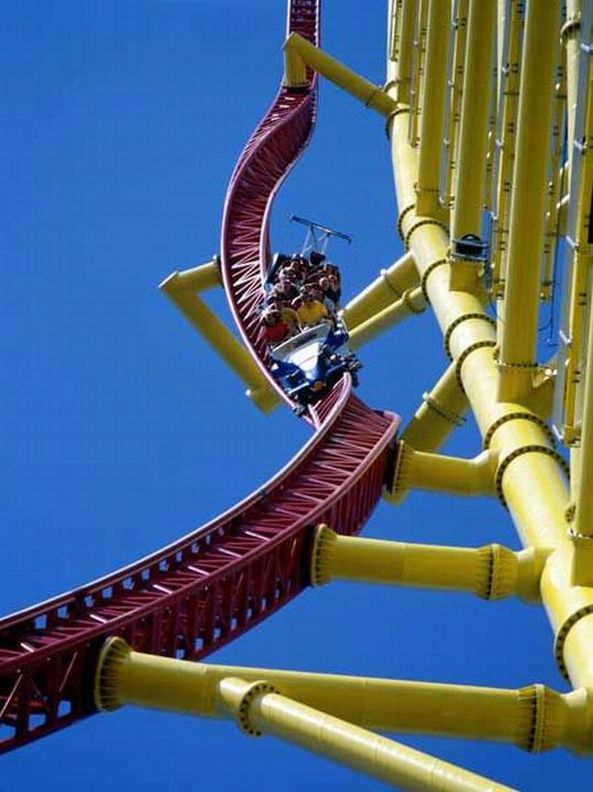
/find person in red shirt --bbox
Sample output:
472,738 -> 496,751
262,307 -> 290,346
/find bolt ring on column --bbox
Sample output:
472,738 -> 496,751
420,257 -> 447,304
444,313 -> 496,361
421,390 -> 466,427
483,412 -> 556,450
495,445 -> 570,508
233,680 -> 279,737
554,605 -> 593,682
380,268 -> 403,298
396,202 -> 416,241
560,17 -> 580,42
403,217 -> 449,251
454,340 -> 497,390
385,104 -> 410,137
402,288 -> 426,314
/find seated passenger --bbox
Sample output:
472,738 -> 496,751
327,273 -> 341,304
266,253 -> 290,285
279,303 -> 299,332
291,255 -> 309,279
293,293 -> 329,328
271,277 -> 299,304
318,276 -> 336,312
262,307 -> 290,346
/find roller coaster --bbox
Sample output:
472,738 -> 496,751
3,0 -> 593,789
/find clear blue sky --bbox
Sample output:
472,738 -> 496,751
1,2 -> 587,789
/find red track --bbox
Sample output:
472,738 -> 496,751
0,0 -> 398,753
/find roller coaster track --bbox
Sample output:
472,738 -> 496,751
0,0 -> 398,754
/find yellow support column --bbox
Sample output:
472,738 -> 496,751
449,0 -> 496,291
497,0 -> 561,400
490,0 -> 524,296
416,0 -> 451,217
442,0 -> 468,209
311,525 -> 545,603
393,0 -> 417,105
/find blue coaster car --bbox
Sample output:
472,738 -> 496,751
269,322 -> 361,407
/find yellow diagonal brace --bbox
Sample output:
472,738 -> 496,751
218,676 -> 516,792
283,33 -> 397,117
401,362 -> 468,452
160,263 -> 279,413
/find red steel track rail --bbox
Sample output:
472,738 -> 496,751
0,0 -> 398,753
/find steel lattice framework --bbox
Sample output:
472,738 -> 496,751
0,0 -> 398,756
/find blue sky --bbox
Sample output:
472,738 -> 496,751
1,2 -> 588,789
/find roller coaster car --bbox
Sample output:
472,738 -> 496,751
269,322 -> 361,408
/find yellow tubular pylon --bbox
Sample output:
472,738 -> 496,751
572,301 -> 593,547
442,0 -> 468,208
564,0 -> 582,170
393,0 -> 417,105
385,28 -> 593,688
341,250 -> 418,331
160,263 -> 278,413
490,0 -> 523,297
415,0 -> 450,218
310,525 -> 546,602
451,0 -> 495,239
95,638 -> 593,756
497,0 -> 561,400
400,362 -> 468,452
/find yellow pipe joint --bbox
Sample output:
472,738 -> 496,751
387,441 -> 497,501
283,33 -> 398,117
342,250 -> 418,330
401,363 -> 467,451
348,286 -> 426,349
401,362 -> 468,452
217,677 -> 516,792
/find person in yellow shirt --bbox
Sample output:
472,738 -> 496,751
293,293 -> 328,328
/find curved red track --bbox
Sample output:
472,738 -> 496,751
0,0 -> 398,753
